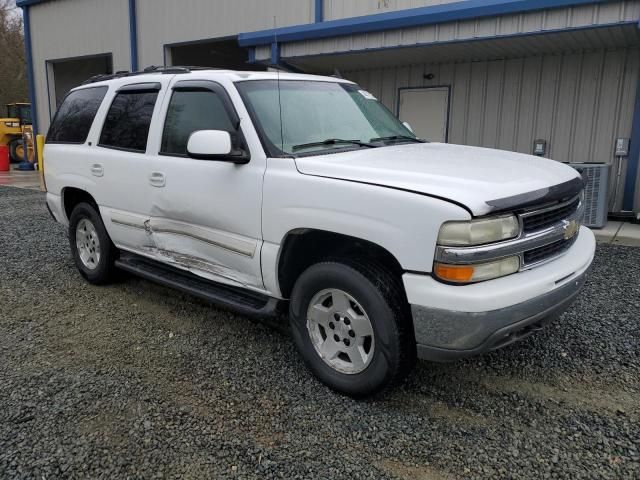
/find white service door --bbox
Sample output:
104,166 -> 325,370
399,87 -> 449,143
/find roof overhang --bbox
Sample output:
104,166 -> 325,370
238,0 -> 614,47
288,23 -> 640,73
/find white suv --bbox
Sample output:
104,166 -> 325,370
43,67 -> 595,397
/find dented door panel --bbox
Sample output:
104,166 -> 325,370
140,75 -> 267,291
149,216 -> 263,289
100,208 -> 154,252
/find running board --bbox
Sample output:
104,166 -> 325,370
115,254 -> 282,317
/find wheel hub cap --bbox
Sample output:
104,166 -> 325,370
306,288 -> 375,375
75,218 -> 101,270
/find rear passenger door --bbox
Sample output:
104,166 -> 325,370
144,78 -> 266,290
89,82 -> 166,253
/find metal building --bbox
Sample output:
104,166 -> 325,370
18,0 -> 640,213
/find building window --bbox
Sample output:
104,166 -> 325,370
161,90 -> 234,156
47,86 -> 108,144
99,91 -> 158,152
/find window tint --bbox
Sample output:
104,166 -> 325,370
161,90 -> 234,155
47,87 -> 108,144
99,91 -> 158,152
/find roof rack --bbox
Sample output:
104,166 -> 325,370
81,65 -> 217,85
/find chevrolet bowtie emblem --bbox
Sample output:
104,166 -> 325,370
563,219 -> 579,240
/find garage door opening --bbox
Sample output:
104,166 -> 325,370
167,38 -> 263,71
47,54 -> 112,114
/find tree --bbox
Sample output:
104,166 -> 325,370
0,0 -> 28,114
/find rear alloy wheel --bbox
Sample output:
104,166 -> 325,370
75,218 -> 101,270
68,202 -> 118,284
290,260 -> 416,397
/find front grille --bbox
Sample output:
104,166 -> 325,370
522,197 -> 580,233
523,236 -> 577,265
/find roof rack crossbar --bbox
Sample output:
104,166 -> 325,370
81,65 -> 209,85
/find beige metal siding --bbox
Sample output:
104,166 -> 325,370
282,1 -> 640,59
29,0 -> 131,132
324,0 -> 461,21
345,47 -> 639,210
137,0 -> 314,67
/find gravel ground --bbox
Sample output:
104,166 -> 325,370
0,186 -> 638,480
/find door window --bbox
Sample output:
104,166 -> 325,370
160,90 -> 234,156
47,86 -> 108,144
99,90 -> 158,152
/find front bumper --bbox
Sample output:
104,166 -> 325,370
404,227 -> 595,361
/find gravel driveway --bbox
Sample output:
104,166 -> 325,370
0,186 -> 638,479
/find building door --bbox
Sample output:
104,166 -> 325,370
47,54 -> 113,115
166,37 -> 265,71
398,87 -> 449,143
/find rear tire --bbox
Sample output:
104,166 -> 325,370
68,202 -> 118,284
8,138 -> 23,163
289,259 -> 416,398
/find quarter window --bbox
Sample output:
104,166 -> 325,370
47,86 -> 108,144
161,90 -> 234,156
99,90 -> 158,152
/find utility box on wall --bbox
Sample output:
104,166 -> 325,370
566,163 -> 609,229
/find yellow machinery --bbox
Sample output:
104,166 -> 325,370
0,103 -> 35,163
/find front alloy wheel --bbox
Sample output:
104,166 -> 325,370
290,260 -> 416,397
307,288 -> 375,374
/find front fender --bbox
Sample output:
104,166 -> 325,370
262,158 -> 470,290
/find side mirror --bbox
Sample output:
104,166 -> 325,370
403,121 -> 414,134
186,130 -> 248,163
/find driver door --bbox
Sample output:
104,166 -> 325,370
144,78 -> 266,290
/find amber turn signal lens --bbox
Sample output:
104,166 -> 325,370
434,263 -> 475,283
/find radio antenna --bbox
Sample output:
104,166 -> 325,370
274,16 -> 285,153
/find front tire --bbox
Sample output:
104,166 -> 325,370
68,202 -> 118,284
289,259 -> 416,397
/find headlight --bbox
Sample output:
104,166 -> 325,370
4,121 -> 19,128
437,215 -> 520,246
434,256 -> 520,283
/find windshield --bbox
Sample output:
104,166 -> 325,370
7,105 -> 17,119
236,80 -> 416,156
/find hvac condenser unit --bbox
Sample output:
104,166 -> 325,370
566,163 -> 609,229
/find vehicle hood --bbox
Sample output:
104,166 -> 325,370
294,143 -> 580,216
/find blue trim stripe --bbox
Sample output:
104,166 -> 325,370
21,5 -> 38,136
129,0 -> 139,71
623,79 -> 640,211
239,0 -> 609,46
315,0 -> 324,23
16,0 -> 49,6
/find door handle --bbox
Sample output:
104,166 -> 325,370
90,163 -> 104,177
149,171 -> 166,187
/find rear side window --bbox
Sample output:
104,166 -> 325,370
161,90 -> 234,155
99,90 -> 158,152
47,86 -> 108,144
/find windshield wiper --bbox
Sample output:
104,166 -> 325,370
370,135 -> 426,144
292,138 -> 377,152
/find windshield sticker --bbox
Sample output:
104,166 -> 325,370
359,90 -> 377,100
